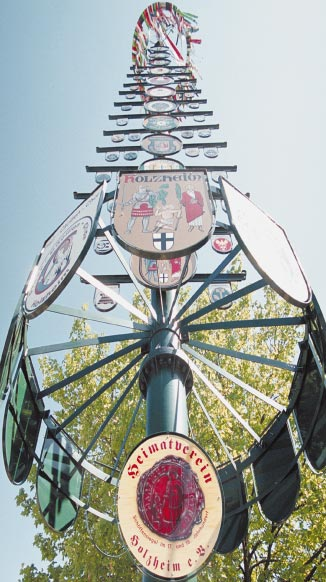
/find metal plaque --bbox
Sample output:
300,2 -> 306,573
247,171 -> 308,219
211,234 -> 233,254
189,102 -> 200,110
121,104 -> 132,111
194,115 -> 205,122
118,433 -> 223,580
113,170 -> 214,258
143,115 -> 179,132
141,134 -> 182,156
219,177 -> 312,306
24,184 -> 104,318
126,93 -> 136,100
144,100 -> 176,114
93,285 -> 119,312
130,253 -> 197,289
116,118 -> 128,126
145,86 -> 176,98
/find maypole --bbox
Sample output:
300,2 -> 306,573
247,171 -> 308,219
0,3 -> 325,581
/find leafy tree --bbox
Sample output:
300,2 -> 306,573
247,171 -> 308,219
15,285 -> 325,581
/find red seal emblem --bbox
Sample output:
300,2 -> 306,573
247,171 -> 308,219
137,455 -> 204,541
212,235 -> 233,254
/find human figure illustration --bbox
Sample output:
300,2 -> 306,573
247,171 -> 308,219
153,203 -> 181,233
181,188 -> 204,231
124,186 -> 156,233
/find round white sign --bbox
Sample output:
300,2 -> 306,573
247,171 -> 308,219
118,433 -> 223,579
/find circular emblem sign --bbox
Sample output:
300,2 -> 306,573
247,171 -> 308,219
148,75 -> 174,86
212,234 -> 233,254
144,100 -> 176,114
24,186 -> 104,318
141,134 -> 182,156
139,158 -> 184,171
145,86 -> 176,99
143,115 -> 179,132
149,66 -> 170,75
118,433 -> 223,579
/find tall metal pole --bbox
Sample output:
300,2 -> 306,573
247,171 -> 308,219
142,289 -> 197,582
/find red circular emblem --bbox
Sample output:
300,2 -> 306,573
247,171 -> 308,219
137,455 -> 204,541
212,235 -> 233,254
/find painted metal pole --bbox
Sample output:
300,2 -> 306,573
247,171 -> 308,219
142,289 -> 197,582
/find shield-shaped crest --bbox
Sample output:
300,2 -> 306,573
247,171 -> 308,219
130,254 -> 197,289
113,170 -> 214,258
209,283 -> 233,309
153,232 -> 174,251
93,285 -> 119,312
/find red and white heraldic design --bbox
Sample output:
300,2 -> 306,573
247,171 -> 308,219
118,434 -> 223,579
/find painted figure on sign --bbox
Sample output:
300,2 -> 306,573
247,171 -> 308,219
144,258 -> 158,283
124,186 -> 156,233
181,188 -> 204,232
153,204 -> 181,233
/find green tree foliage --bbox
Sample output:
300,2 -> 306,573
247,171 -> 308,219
15,286 -> 325,581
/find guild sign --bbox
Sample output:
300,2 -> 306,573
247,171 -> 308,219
211,234 -> 233,254
144,100 -> 177,114
141,134 -> 182,156
145,86 -> 176,98
113,171 -> 214,258
139,158 -> 184,171
118,433 -> 223,579
209,283 -> 233,309
130,254 -> 197,289
143,115 -> 179,132
219,177 -> 312,307
148,75 -> 174,85
24,185 -> 104,319
93,285 -> 119,312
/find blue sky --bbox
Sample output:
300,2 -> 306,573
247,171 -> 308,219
1,1 -> 325,579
